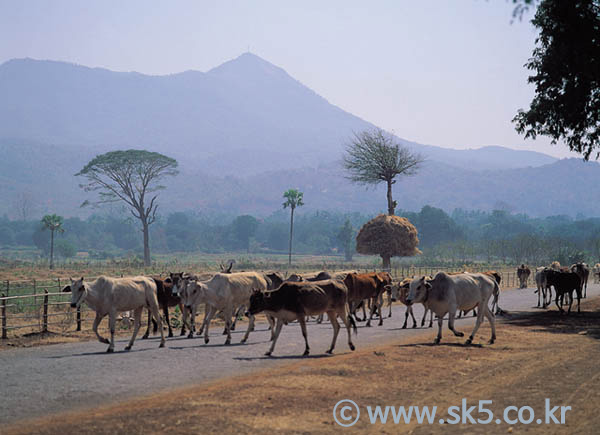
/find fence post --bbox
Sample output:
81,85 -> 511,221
42,289 -> 49,333
5,280 -> 8,298
1,294 -> 6,339
77,306 -> 81,331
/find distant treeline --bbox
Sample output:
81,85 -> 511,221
1,206 -> 600,266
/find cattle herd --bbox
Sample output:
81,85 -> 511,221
60,261 -> 593,356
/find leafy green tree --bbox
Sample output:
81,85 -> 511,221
283,189 -> 304,265
76,150 -> 179,266
232,215 -> 259,253
513,0 -> 600,159
337,219 -> 355,261
41,214 -> 64,269
343,128 -> 423,215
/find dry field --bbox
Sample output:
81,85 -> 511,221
6,298 -> 600,435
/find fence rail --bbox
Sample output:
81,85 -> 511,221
0,266 -> 533,339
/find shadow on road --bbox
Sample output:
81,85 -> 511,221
502,307 -> 600,341
233,353 -> 334,361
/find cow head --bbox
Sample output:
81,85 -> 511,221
179,279 -> 207,309
246,288 -> 266,316
67,277 -> 87,308
168,272 -> 186,296
405,276 -> 431,305
384,284 -> 398,302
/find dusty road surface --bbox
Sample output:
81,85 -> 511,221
2,283 -> 598,433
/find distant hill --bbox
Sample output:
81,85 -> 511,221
1,54 -> 592,219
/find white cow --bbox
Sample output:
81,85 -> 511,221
593,263 -> 600,284
63,276 -> 165,353
406,272 -> 497,345
179,272 -> 268,345
387,278 -> 433,329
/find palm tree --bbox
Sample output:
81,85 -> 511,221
41,214 -> 64,269
283,189 -> 304,266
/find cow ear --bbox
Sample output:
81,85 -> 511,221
165,277 -> 172,284
425,282 -> 432,289
81,277 -> 84,281
62,285 -> 71,293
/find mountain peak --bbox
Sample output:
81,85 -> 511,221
207,52 -> 291,81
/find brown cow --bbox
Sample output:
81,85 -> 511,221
344,272 -> 392,327
517,264 -> 531,289
246,280 -> 357,356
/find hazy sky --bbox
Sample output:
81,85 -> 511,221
0,0 -> 580,158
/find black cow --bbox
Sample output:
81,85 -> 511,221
545,270 -> 582,314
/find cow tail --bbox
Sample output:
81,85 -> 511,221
492,281 -> 501,314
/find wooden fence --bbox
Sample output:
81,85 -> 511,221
0,266 -> 533,339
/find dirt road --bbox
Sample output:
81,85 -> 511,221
1,283 -> 595,427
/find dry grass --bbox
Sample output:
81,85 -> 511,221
7,298 -> 600,435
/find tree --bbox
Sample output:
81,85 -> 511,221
232,215 -> 259,253
283,189 -> 304,265
41,214 -> 64,269
513,0 -> 600,159
356,214 -> 421,270
55,239 -> 76,258
343,128 -> 424,215
76,150 -> 179,266
337,219 -> 355,261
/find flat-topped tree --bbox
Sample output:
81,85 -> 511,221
343,128 -> 423,215
76,150 -> 179,266
41,214 -> 64,269
356,214 -> 421,270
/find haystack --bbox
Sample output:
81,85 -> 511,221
356,214 -> 421,269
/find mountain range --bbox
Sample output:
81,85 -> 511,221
0,54 -> 596,218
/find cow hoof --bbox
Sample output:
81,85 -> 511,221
225,339 -> 231,345
168,333 -> 173,338
187,333 -> 193,339
124,345 -> 132,351
402,325 -> 407,329
222,329 -> 227,335
412,324 -> 417,329
159,342 -> 165,348
366,322 -> 371,327
241,338 -> 247,344
433,338 -> 440,345
141,334 -> 149,340
303,350 -> 310,356
180,331 -> 186,336
100,338 -> 110,344
265,351 -> 272,357
465,338 -> 473,345
378,321 -> 383,326
349,343 -> 356,351
454,331 -> 464,337
487,339 -> 495,345
326,349 -> 333,354
388,314 -> 392,318
106,347 -> 114,353
204,337 -> 209,344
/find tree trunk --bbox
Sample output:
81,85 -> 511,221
142,221 -> 151,267
49,229 -> 54,270
288,207 -> 295,266
381,254 -> 391,271
386,179 -> 395,215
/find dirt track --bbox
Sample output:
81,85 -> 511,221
2,284 -> 598,433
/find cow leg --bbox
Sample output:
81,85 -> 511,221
241,314 -> 255,344
377,294 -> 384,326
448,310 -> 464,337
326,311 -> 340,354
265,318 -> 284,356
222,307 -> 233,345
434,316 -> 443,344
316,313 -> 323,324
149,302 -> 166,348
555,292 -> 564,313
457,310 -> 463,319
163,303 -> 173,338
267,315 -> 275,340
125,307 -> 143,351
428,309 -> 433,328
92,312 -> 109,344
340,309 -> 356,351
197,303 -> 210,335
203,305 -> 216,344
142,309 -> 151,339
402,309 -> 408,329
409,306 -> 417,328
537,287 -> 541,307
107,309 -> 117,353
472,308 -> 477,317
179,303 -> 187,336
466,304 -> 486,345
420,308 -> 427,327
366,296 -> 380,327
298,316 -> 311,356
483,306 -> 496,344
187,305 -> 196,338
387,292 -> 393,318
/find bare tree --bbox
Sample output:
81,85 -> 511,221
14,191 -> 35,221
76,150 -> 179,266
343,128 -> 424,215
